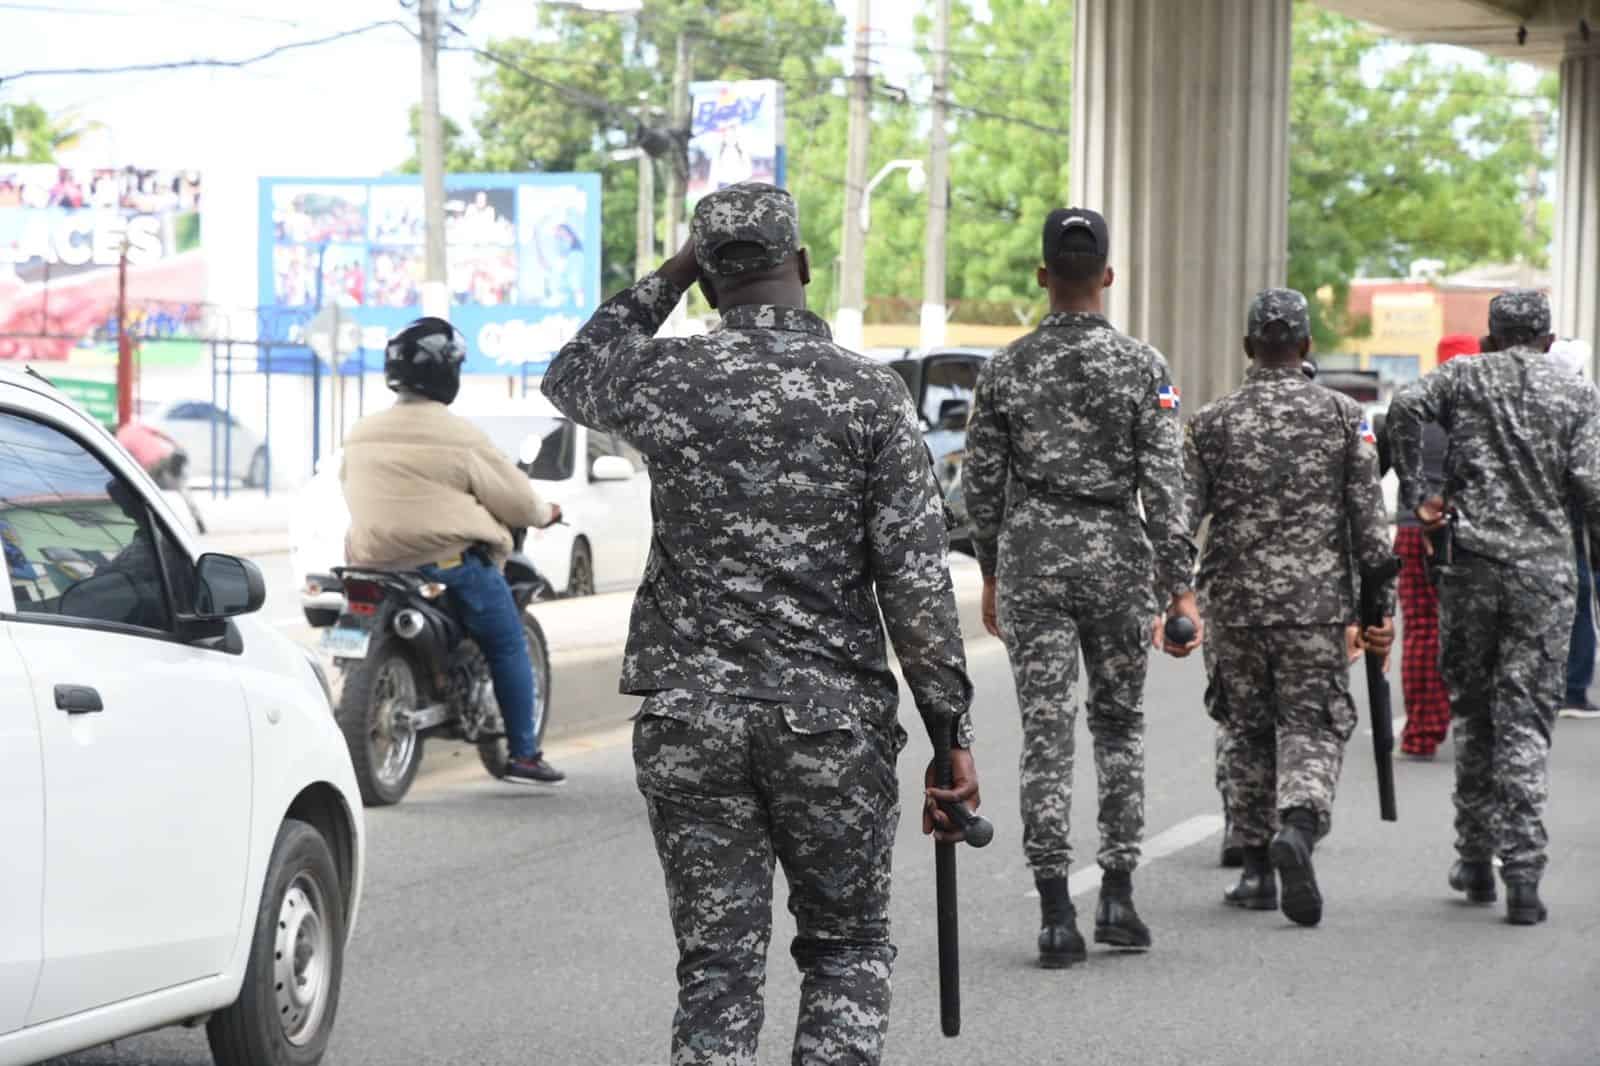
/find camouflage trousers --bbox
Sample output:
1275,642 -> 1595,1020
1437,557 -> 1572,879
1206,625 -> 1357,846
998,576 -> 1150,878
633,689 -> 903,1066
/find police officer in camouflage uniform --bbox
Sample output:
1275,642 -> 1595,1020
964,207 -> 1198,967
1388,289 -> 1600,926
542,183 -> 979,1065
1185,288 -> 1396,927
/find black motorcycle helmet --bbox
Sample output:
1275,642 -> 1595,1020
384,317 -> 467,404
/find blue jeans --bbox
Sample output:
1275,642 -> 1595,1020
1568,549 -> 1595,703
419,553 -> 539,759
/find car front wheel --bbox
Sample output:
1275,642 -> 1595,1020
208,818 -> 346,1066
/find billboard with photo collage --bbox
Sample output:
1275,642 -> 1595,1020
686,80 -> 786,212
258,173 -> 600,375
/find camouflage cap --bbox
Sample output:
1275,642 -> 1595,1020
691,182 -> 801,279
1489,289 -> 1552,340
1247,287 -> 1311,344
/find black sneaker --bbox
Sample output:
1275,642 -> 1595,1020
1559,698 -> 1600,720
502,755 -> 566,786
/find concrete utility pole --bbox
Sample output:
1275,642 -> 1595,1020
921,0 -> 951,350
637,152 -> 656,279
665,31 -> 693,255
837,0 -> 872,352
418,0 -> 450,317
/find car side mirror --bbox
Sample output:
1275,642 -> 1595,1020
194,553 -> 266,619
590,455 -> 634,482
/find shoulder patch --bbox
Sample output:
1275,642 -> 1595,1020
1157,384 -> 1181,412
1359,417 -> 1377,445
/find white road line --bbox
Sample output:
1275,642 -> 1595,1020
1023,814 -> 1227,899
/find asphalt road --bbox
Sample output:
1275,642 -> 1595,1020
50,566 -> 1600,1066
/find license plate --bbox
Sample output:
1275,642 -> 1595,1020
321,623 -> 371,660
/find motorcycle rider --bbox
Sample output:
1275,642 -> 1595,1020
342,316 -> 566,785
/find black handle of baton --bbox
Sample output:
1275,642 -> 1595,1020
1360,557 -> 1402,823
932,727 -> 961,1038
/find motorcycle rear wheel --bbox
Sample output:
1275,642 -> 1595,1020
338,641 -> 425,806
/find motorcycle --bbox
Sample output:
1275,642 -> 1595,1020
311,536 -> 555,806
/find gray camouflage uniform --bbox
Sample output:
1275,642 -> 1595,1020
965,302 -> 1192,879
542,183 -> 973,1066
1185,289 -> 1396,846
1388,289 -> 1600,881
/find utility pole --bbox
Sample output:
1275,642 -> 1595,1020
115,241 -> 132,427
921,0 -> 951,351
837,0 -> 872,352
417,0 -> 449,317
637,152 -> 656,280
664,31 -> 693,255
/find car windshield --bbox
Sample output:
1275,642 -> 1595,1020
467,414 -> 574,481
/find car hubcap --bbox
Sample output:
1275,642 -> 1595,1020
274,874 -> 331,1046
370,657 -> 417,788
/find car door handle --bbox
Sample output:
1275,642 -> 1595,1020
54,684 -> 104,714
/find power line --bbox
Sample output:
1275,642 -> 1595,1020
0,19 -> 413,85
0,0 -> 306,23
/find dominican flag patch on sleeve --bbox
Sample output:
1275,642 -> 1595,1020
1359,418 -> 1377,445
1157,385 -> 1181,411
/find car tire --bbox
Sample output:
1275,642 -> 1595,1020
207,818 -> 345,1066
476,612 -> 553,777
566,538 -> 595,598
245,447 -> 269,489
337,641 -> 424,806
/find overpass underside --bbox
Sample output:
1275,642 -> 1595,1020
1073,0 -> 1600,407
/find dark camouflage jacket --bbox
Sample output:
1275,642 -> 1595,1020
542,273 -> 974,744
1185,366 -> 1396,627
1389,345 -> 1600,575
963,311 -> 1192,601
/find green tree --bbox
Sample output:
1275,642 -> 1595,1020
0,101 -> 97,162
1289,2 -> 1557,346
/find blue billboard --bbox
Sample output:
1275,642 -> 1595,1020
257,173 -> 600,375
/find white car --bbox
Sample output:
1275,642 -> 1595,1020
290,395 -> 651,624
0,369 -> 364,1066
140,397 -> 270,487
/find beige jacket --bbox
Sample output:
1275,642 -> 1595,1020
341,399 -> 554,568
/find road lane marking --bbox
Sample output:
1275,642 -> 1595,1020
1022,814 -> 1227,899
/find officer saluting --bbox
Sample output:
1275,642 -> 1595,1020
1184,288 -> 1395,927
1388,290 -> 1600,925
964,207 -> 1198,967
542,183 -> 978,1065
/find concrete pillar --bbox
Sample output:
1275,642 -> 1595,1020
1072,0 -> 1292,411
1557,45 -> 1600,364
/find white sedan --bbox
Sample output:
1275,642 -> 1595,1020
139,397 -> 270,487
290,396 -> 651,624
0,368 -> 364,1066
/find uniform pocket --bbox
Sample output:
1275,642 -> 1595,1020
1204,674 -> 1229,724
1324,678 -> 1359,743
781,702 -> 857,736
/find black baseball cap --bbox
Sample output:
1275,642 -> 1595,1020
1043,207 -> 1109,262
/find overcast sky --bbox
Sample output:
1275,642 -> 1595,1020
0,0 -> 923,175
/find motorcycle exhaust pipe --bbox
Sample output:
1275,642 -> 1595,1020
394,608 -> 426,641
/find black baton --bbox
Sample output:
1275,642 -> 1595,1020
931,716 -> 993,1040
1360,557 -> 1402,822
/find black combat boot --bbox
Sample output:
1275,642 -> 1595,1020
1505,879 -> 1548,926
1220,812 -> 1244,868
1447,859 -> 1497,904
1269,808 -> 1323,927
1036,876 -> 1086,968
1094,869 -> 1152,950
1222,846 -> 1278,910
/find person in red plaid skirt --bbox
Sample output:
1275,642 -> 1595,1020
1392,335 -> 1479,756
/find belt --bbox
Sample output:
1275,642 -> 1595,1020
432,553 -> 465,569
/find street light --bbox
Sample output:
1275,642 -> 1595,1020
860,159 -> 926,234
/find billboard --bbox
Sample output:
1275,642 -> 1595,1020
686,80 -> 786,211
258,173 -> 600,375
0,165 -> 205,365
